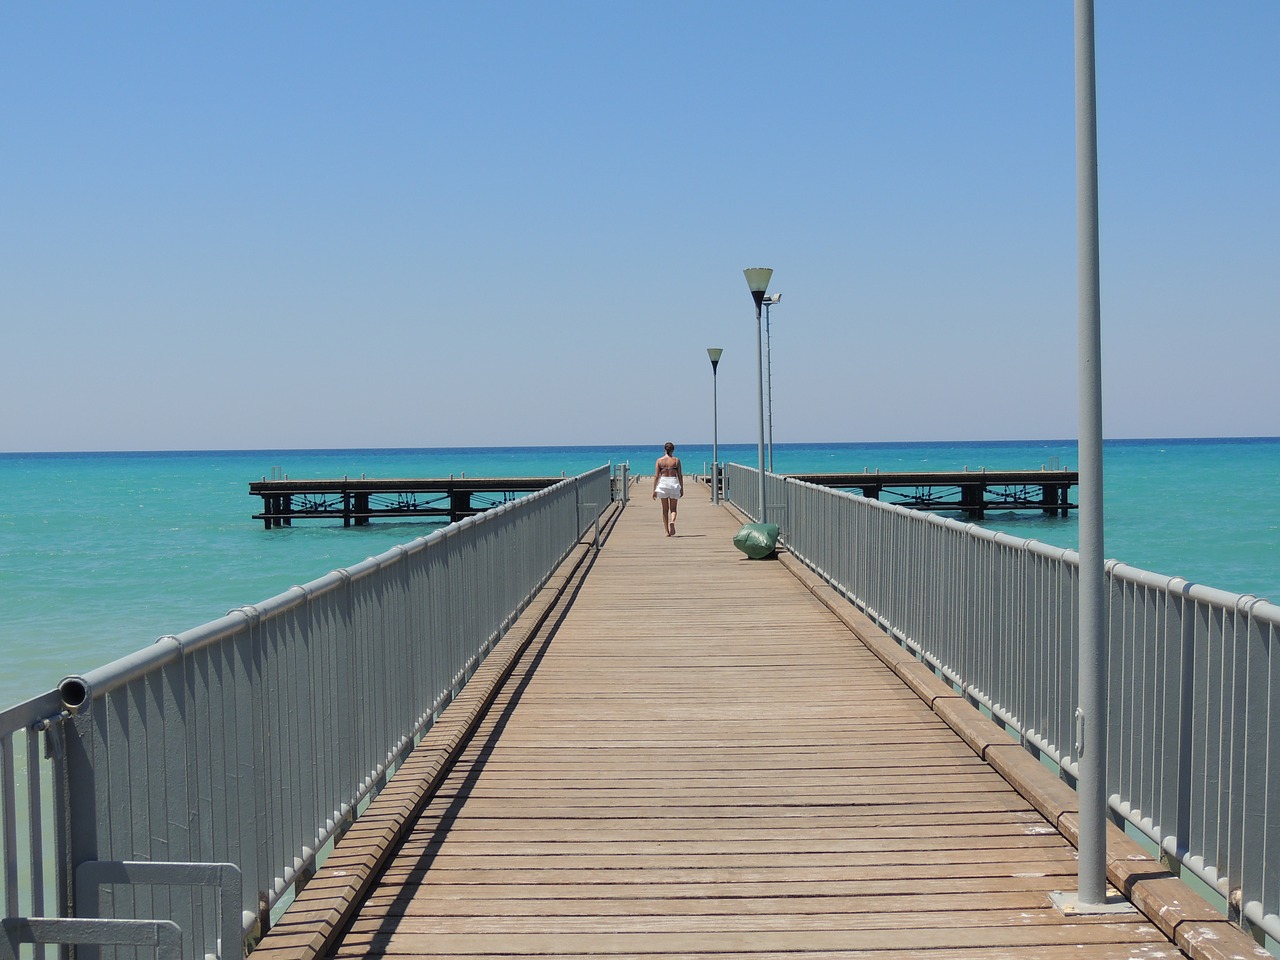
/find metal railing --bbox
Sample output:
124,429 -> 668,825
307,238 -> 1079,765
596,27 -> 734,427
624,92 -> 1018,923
1,465 -> 614,959
725,462 -> 1280,944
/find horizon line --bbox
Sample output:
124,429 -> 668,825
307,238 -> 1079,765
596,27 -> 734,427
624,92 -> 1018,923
4,435 -> 1279,457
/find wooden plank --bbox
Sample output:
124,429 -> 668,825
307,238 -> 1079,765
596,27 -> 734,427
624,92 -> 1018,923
341,909 -> 1160,933
330,925 -> 1170,957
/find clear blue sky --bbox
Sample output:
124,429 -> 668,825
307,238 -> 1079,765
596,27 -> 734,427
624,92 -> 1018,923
3,2 -> 1276,452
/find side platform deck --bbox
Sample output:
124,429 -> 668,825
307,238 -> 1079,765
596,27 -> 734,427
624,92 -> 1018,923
248,476 -> 564,527
788,469 -> 1078,518
256,480 -> 1263,960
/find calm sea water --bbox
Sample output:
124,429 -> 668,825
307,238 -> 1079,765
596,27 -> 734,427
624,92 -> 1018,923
2,438 -> 1278,709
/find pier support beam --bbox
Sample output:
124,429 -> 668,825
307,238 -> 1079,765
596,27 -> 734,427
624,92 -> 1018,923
449,490 -> 471,523
1041,483 -> 1070,517
959,484 -> 984,520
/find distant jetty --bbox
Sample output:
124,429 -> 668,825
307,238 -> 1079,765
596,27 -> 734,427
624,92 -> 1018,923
787,468 -> 1077,519
249,475 -> 564,528
250,468 -> 1076,528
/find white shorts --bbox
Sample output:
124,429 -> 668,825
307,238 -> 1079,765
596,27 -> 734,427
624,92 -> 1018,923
654,477 -> 682,499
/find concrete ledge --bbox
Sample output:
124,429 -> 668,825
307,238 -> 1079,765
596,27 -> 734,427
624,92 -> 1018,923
252,504 -> 620,960
776,549 -> 1270,960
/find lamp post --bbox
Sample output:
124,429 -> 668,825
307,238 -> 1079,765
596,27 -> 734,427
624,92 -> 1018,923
762,293 -> 781,472
707,348 -> 723,504
743,267 -> 773,523
1051,0 -> 1120,918
1073,0 -> 1109,911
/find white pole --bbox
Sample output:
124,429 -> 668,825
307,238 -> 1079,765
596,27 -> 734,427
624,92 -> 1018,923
755,299 -> 767,523
743,269 -> 773,524
1074,0 -> 1108,908
710,354 -> 721,504
765,301 -> 774,472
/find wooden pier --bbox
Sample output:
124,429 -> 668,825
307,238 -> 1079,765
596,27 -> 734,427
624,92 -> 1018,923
789,468 -> 1077,518
256,480 -> 1255,960
249,476 -> 564,528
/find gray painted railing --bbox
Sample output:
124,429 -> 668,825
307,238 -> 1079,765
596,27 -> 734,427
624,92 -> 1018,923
724,461 -> 1280,944
0,465 -> 613,959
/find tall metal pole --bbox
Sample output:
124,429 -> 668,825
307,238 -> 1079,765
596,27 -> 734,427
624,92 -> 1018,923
754,297 -> 768,522
744,268 -> 773,524
713,366 -> 720,503
708,348 -> 722,504
765,300 -> 774,473
1074,0 -> 1108,909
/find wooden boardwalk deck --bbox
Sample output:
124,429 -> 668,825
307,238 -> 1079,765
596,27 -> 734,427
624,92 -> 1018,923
259,481 -> 1262,960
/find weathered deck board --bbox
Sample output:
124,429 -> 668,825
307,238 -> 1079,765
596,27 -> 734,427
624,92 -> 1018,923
316,482 -> 1198,959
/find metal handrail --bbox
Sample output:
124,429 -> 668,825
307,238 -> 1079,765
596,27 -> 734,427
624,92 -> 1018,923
725,462 -> 1280,944
1,465 -> 615,959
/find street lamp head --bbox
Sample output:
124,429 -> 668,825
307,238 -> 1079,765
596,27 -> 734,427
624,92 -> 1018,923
706,347 -> 723,369
743,268 -> 773,293
743,267 -> 773,314
763,293 -> 781,305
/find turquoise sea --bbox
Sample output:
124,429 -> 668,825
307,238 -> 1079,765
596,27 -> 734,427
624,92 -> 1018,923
2,438 -> 1278,710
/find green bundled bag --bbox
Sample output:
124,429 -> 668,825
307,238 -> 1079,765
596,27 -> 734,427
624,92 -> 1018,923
732,522 -> 780,559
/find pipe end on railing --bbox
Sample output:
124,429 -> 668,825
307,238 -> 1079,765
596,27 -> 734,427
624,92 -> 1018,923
58,675 -> 91,714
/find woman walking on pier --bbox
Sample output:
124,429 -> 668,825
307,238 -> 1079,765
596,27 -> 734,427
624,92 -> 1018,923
653,441 -> 684,537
